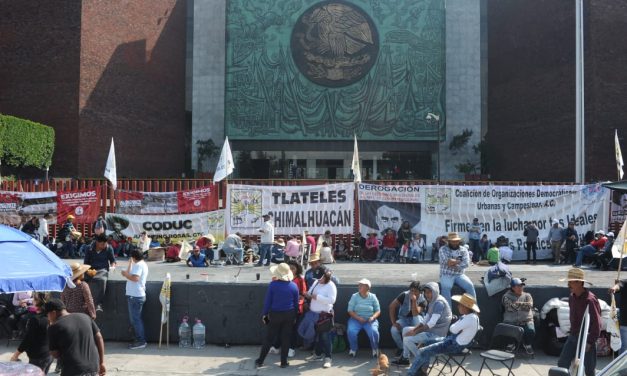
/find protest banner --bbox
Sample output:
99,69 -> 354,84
105,212 -> 211,244
177,186 -> 219,213
57,187 -> 101,223
117,186 -> 218,214
226,183 -> 355,235
0,191 -> 57,226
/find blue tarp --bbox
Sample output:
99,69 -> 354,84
0,225 -> 72,293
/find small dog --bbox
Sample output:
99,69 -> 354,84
370,353 -> 389,375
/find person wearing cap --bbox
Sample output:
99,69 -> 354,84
61,263 -> 97,320
438,232 -> 476,308
501,278 -> 535,354
255,263 -> 299,369
468,218 -> 482,262
83,233 -> 117,313
389,281 -> 426,359
546,219 -> 564,264
45,298 -> 106,376
10,292 -> 53,373
574,230 -> 608,268
557,268 -> 601,376
56,214 -> 81,258
222,232 -> 244,265
563,221 -> 579,264
256,214 -> 275,267
271,238 -> 286,264
406,293 -> 480,376
122,248 -> 149,350
397,282 -> 452,366
346,278 -> 381,358
363,231 -> 380,262
301,269 -> 337,368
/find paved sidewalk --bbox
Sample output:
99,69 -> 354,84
0,342 -> 613,375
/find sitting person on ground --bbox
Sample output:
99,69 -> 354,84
83,234 -> 116,312
271,238 -> 286,264
334,238 -> 350,260
407,293 -> 480,376
284,236 -> 301,260
389,281 -> 426,359
394,282 -> 452,366
363,232 -> 379,262
196,234 -> 216,261
164,240 -> 184,263
137,231 -> 151,258
76,236 -> 91,258
439,232 -> 476,307
319,241 -> 335,264
187,246 -> 209,267
502,277 -> 535,354
574,230 -> 608,267
317,230 -> 333,252
377,228 -> 398,262
499,243 -> 514,264
56,215 -> 81,258
347,278 -> 381,358
10,292 -> 53,373
410,233 -> 426,263
61,263 -> 97,320
223,232 -> 244,265
486,244 -> 500,266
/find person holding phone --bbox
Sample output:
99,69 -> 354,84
121,249 -> 149,350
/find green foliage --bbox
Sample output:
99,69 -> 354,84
455,160 -> 478,174
196,139 -> 220,171
449,129 -> 473,152
0,114 -> 55,168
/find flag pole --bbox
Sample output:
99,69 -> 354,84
616,220 -> 627,282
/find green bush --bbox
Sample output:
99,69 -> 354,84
0,114 -> 55,169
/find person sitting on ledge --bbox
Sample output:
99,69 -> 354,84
187,246 -> 209,267
196,234 -> 215,261
271,238 -> 286,264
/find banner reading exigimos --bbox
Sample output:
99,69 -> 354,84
225,0 -> 446,141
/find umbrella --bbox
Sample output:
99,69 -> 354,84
602,180 -> 627,193
0,225 -> 72,293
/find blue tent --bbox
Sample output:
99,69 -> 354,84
0,225 -> 72,293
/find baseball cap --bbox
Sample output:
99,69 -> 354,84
357,278 -> 371,288
511,278 -> 525,287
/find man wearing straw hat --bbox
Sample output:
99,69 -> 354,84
406,293 -> 480,376
557,268 -> 601,376
438,232 -> 476,307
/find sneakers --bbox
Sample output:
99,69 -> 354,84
323,357 -> 332,368
254,359 -> 263,368
523,344 -> 534,354
280,361 -> 289,368
392,357 -> 410,366
96,304 -> 103,312
128,341 -> 147,350
269,346 -> 280,354
306,354 -> 324,362
288,348 -> 295,358
348,350 -> 356,357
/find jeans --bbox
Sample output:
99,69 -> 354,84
257,244 -> 272,265
575,245 -> 598,267
551,240 -> 562,263
439,274 -> 476,308
258,310 -> 296,365
315,329 -> 332,358
402,329 -> 440,359
127,295 -> 146,343
224,247 -> 244,263
391,316 -> 423,350
407,336 -> 465,376
347,317 -> 379,352
526,241 -> 537,262
468,239 -> 481,261
620,326 -> 627,354
558,335 -> 597,376
86,269 -> 108,307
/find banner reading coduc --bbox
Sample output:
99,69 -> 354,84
226,183 -> 355,235
105,212 -> 210,243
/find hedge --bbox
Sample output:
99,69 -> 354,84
0,114 -> 55,169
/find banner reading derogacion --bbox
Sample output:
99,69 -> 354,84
226,183 -> 355,235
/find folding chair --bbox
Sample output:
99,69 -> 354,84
428,326 -> 483,376
478,323 -> 524,376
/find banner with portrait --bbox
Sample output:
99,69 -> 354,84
0,190 -> 57,227
105,212 -> 211,244
57,187 -> 101,223
116,186 -> 218,214
226,183 -> 355,235
357,183 -> 422,238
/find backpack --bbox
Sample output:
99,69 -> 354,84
330,323 -> 347,353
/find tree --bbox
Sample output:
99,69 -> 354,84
0,114 -> 55,169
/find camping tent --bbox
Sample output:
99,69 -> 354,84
0,225 -> 72,293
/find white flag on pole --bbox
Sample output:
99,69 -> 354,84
104,138 -> 117,190
351,135 -> 362,183
612,219 -> 627,259
616,130 -> 624,179
213,137 -> 234,183
159,273 -> 171,324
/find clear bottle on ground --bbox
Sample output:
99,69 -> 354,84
192,318 -> 206,349
178,316 -> 191,348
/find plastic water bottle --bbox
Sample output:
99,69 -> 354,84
192,319 -> 206,349
178,317 -> 191,348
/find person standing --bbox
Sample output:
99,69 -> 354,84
438,232 -> 476,307
45,298 -> 106,376
557,268 -> 601,376
523,223 -> 539,264
563,222 -> 578,265
256,214 -> 275,266
83,234 -> 117,312
468,218 -> 482,262
546,220 -> 564,265
502,278 -> 535,354
121,249 -> 149,349
255,263 -> 299,369
61,263 -> 97,320
39,213 -> 53,246
10,292 -> 53,373
302,269 -> 337,369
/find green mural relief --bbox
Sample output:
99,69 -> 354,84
226,0 -> 445,141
